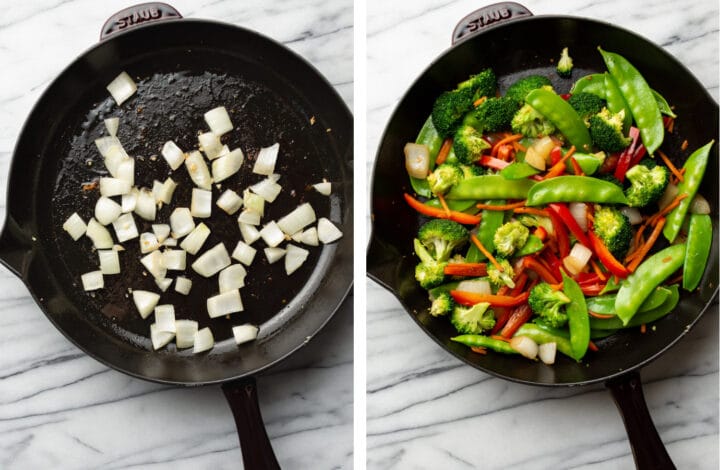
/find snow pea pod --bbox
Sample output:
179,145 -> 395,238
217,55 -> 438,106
683,214 -> 713,291
410,116 -> 443,197
615,244 -> 686,325
651,89 -> 676,118
570,73 -> 606,97
603,73 -> 632,132
565,152 -> 603,175
525,88 -> 592,151
446,175 -> 536,200
425,198 -> 477,212
451,335 -> 518,354
466,200 -> 506,262
526,176 -> 628,206
563,272 -> 590,360
501,162 -> 539,180
664,140 -> 715,242
514,323 -> 574,359
515,234 -> 544,257
586,286 -> 671,315
591,285 -> 679,330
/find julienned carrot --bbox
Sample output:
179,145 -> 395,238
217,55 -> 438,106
479,155 -> 510,170
541,146 -> 576,180
470,233 -> 503,272
476,200 -> 526,210
589,259 -> 607,281
534,226 -> 548,242
513,207 -> 550,217
490,335 -> 510,342
437,193 -> 451,216
473,96 -> 487,108
471,346 -> 488,354
435,138 -> 453,165
450,290 -> 530,307
627,217 -> 666,272
523,257 -> 560,284
491,133 -> 523,156
658,150 -> 683,183
403,193 -> 481,225
589,311 -> 615,319
650,193 -> 688,224
640,324 -> 647,334
444,263 -> 488,277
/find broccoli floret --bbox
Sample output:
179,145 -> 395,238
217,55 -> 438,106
459,164 -> 484,178
450,302 -> 496,334
431,88 -> 474,137
414,238 -> 447,289
593,205 -> 633,259
453,125 -> 491,164
487,259 -> 515,289
417,219 -> 470,262
557,47 -> 573,78
528,282 -> 570,328
594,173 -> 623,188
493,220 -> 530,258
457,68 -> 497,101
511,103 -> 557,138
624,161 -> 669,208
466,96 -> 519,132
427,163 -> 464,196
589,108 -> 631,152
430,291 -> 455,317
516,213 -> 555,236
568,92 -> 606,119
505,75 -> 553,105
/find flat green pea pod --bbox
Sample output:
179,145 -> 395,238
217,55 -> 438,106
598,48 -> 663,154
664,141 -> 715,242
565,152 -> 603,176
501,162 -> 540,180
563,272 -> 590,360
570,73 -> 606,97
514,323 -> 574,360
526,176 -> 628,206
683,214 -> 713,291
466,200 -> 506,262
586,286 -> 671,315
591,285 -> 679,330
425,198 -> 477,213
515,234 -> 544,257
451,335 -> 518,354
410,116 -> 443,197
446,175 -> 536,200
651,89 -> 677,118
603,73 -> 632,132
615,244 -> 686,325
600,275 -> 620,294
525,88 -> 592,152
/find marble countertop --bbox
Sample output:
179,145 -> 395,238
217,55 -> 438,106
0,1 -> 352,469
366,0 -> 718,468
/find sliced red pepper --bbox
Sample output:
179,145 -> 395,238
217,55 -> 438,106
560,93 -> 571,101
443,263 -> 488,277
403,193 -> 481,225
549,146 -> 563,166
547,203 -> 591,248
628,144 -> 647,168
499,304 -> 533,338
547,208 -> 570,257
450,290 -> 530,307
522,256 -> 560,284
588,230 -> 629,279
533,226 -> 548,242
570,157 -> 584,176
541,249 -> 564,280
575,272 -> 600,284
614,126 -> 640,182
491,307 -> 511,334
580,283 -> 606,296
479,155 -> 510,170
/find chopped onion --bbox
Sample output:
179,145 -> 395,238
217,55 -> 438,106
218,264 -> 247,293
134,188 -> 157,221
140,232 -> 160,253
95,197 -> 122,225
104,117 -> 119,137
191,188 -> 212,218
155,277 -> 172,292
152,224 -> 170,243
563,243 -> 592,275
404,143 -> 430,179
204,106 -> 233,136
264,247 -> 286,264
157,177 -> 177,205
193,327 -> 215,353
63,213 -> 87,240
239,222 -> 261,245
299,227 -> 319,246
232,324 -> 259,345
313,181 -> 331,196
218,145 -> 230,157
198,132 -> 223,160
140,250 -> 166,280
212,148 -> 244,182
231,240 -> 257,266
620,206 -> 643,225
207,289 -> 243,318
104,146 -> 129,178
277,203 -> 316,235
81,271 -> 104,291
98,250 -> 120,275
690,194 -> 711,214
538,342 -> 557,365
510,335 -> 539,359
154,305 -> 176,332
217,189 -> 243,214
243,190 -> 265,216
568,203 -> 588,233
121,188 -> 138,213
175,276 -> 192,295
86,218 -> 114,249
249,177 -> 281,202
456,279 -> 491,295
100,177 -> 131,197
112,213 -> 139,242
180,222 -> 211,255
285,244 -> 309,275
170,207 -> 195,238
95,136 -> 123,158
658,183 -> 679,210
175,320 -> 199,349
163,238 -> 178,247
192,242 -> 231,277
161,141 -> 185,170
185,151 -> 213,190
132,290 -> 160,319
317,218 -> 343,244
527,136 -> 555,170
152,180 -> 163,203
116,158 -> 134,187
150,323 -> 174,350
106,71 -> 137,106
238,210 -> 261,226
253,143 -> 279,175
163,249 -> 186,270
268,173 -> 281,183
259,221 -> 285,247
291,231 -> 304,242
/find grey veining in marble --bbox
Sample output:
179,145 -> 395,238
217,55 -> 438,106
366,0 -> 718,468
0,1 -> 352,469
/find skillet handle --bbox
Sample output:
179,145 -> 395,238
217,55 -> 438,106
222,377 -> 281,470
452,2 -> 532,45
606,371 -> 676,470
0,216 -> 31,278
100,2 -> 182,40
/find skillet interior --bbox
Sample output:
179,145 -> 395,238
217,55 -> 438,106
5,19 -> 353,385
369,16 -> 718,386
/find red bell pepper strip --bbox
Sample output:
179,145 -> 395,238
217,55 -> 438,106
479,155 -> 510,170
628,144 -> 647,168
541,249 -> 564,280
547,203 -> 591,248
547,209 -> 570,257
588,230 -> 629,278
614,126 -> 641,182
499,304 -> 533,338
570,157 -> 584,176
522,256 -> 560,284
403,193 -> 481,225
450,290 -> 530,307
580,283 -> 606,296
443,263 -> 488,277
549,146 -> 563,166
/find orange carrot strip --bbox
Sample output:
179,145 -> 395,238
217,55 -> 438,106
435,138 -> 453,165
491,133 -> 524,157
513,207 -> 550,217
471,346 -> 488,354
450,290 -> 530,307
650,193 -> 688,225
658,150 -> 683,183
404,193 -> 481,225
681,140 -> 688,151
490,335 -> 510,343
589,311 -> 615,319
523,257 -> 561,284
470,234 -> 503,272
476,200 -> 527,210
541,146 -> 576,180
640,324 -> 647,334
444,263 -> 488,277
437,193 -> 451,217
590,259 -> 607,281
627,218 -> 666,272
473,96 -> 487,108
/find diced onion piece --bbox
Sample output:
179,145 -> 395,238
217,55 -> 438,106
192,242 -> 231,277
291,231 -> 304,242
132,290 -> 160,319
81,271 -> 104,291
239,222 -> 261,245
175,320 -> 199,349
175,276 -> 192,295
152,180 -> 163,203
154,305 -> 176,332
568,203 -> 588,232
456,279 -> 491,295
104,117 -> 119,137
277,203 -> 316,235
212,148 -> 244,182
232,324 -> 259,345
198,132 -> 223,160
134,188 -> 157,221
106,71 -> 137,106
207,289 -> 243,318
620,207 -> 643,225
95,197 -> 122,226
238,210 -> 261,226
161,141 -> 185,170
180,222 -> 211,255
317,217 -> 343,244
268,173 -> 281,183
313,181 -> 331,196
538,342 -> 557,365
243,190 -> 265,216
217,189 -> 243,215
185,151 -> 213,190
404,143 -> 430,179
121,188 -> 138,213
193,327 -> 215,353
100,177 -> 131,197
259,221 -> 285,247
116,158 -> 134,187
690,194 -> 711,214
510,336 -> 539,359
264,247 -> 286,264
95,136 -> 123,158
155,277 -> 172,292
253,143 -> 279,175
86,218 -> 114,249
658,183 -> 679,210
157,178 -> 177,205
218,264 -> 247,293
299,227 -> 319,246
163,249 -> 186,270
249,178 -> 281,202
170,207 -> 195,238
563,243 -> 592,276
218,145 -> 230,157
232,241 -> 257,266
528,136 -> 555,170
63,213 -> 87,240
163,238 -> 178,247
152,224 -> 171,243
104,146 -> 129,178
204,106 -> 233,135
112,213 -> 139,242
285,244 -> 309,275
150,323 -> 174,350
140,250 -> 167,280
98,250 -> 120,275
191,188 -> 212,218
140,232 -> 160,253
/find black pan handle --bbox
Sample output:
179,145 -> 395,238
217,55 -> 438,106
452,2 -> 532,45
222,376 -> 281,470
100,2 -> 182,41
606,371 -> 676,470
0,215 -> 31,278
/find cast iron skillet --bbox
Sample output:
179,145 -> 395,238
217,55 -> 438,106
368,3 -> 718,469
0,3 -> 352,469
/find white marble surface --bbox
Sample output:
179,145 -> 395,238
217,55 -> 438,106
367,1 -> 718,468
0,1 -> 352,469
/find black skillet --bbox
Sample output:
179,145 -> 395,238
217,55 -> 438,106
0,3 -> 353,469
367,3 -> 718,469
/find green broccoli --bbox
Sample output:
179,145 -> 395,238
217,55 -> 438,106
568,92 -> 606,119
465,96 -> 519,132
487,258 -> 515,289
624,160 -> 669,208
430,291 -> 455,317
459,164 -> 484,178
417,219 -> 470,262
505,75 -> 553,105
427,163 -> 464,196
457,68 -> 497,101
593,205 -> 633,259
511,103 -> 557,138
414,238 -> 446,289
453,125 -> 491,164
493,220 -> 530,257
589,108 -> 631,152
516,213 -> 554,236
431,88 -> 475,137
557,47 -> 573,78
450,302 -> 496,334
528,282 -> 570,328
